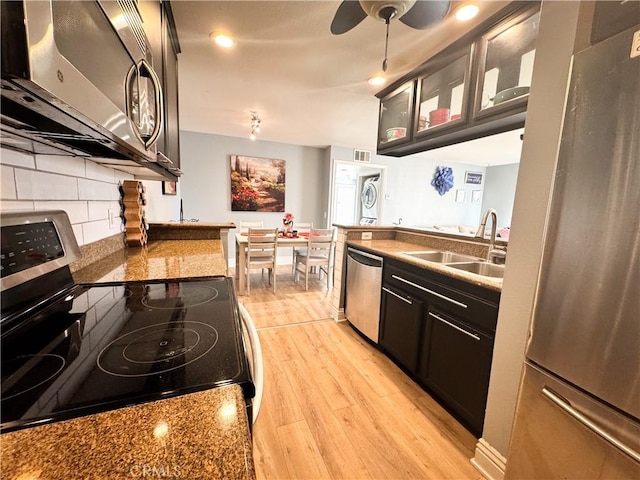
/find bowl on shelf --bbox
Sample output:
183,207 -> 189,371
429,108 -> 450,126
492,86 -> 530,105
386,127 -> 407,140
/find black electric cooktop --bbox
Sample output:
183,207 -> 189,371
0,276 -> 254,433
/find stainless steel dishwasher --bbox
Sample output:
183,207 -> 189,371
345,247 -> 383,343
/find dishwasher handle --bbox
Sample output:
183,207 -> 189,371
347,247 -> 383,267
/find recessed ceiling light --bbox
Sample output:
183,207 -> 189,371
455,4 -> 479,21
210,32 -> 234,48
368,76 -> 386,86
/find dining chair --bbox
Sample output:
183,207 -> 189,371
293,227 -> 335,291
246,228 -> 278,295
239,220 -> 264,232
291,222 -> 312,274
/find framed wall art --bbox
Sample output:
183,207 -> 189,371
230,155 -> 286,212
162,181 -> 177,195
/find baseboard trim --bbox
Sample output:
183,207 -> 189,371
471,438 -> 506,480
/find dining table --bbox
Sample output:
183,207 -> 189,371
234,232 -> 310,295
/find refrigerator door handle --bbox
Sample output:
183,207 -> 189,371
542,387 -> 640,463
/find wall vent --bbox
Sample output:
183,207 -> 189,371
353,149 -> 371,163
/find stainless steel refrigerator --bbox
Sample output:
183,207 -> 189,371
505,7 -> 640,480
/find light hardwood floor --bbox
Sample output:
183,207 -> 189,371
237,266 -> 483,480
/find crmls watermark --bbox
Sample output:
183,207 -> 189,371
130,464 -> 182,478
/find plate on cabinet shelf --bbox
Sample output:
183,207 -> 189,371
492,86 -> 530,105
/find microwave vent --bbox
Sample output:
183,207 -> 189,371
117,0 -> 147,56
353,149 -> 371,163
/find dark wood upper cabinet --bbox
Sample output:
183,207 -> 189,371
413,44 -> 473,138
139,1 -> 181,172
473,7 -> 540,121
377,80 -> 415,149
376,2 -> 540,157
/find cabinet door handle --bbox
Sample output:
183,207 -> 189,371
429,312 -> 480,341
542,388 -> 640,463
382,287 -> 413,305
392,275 -> 468,309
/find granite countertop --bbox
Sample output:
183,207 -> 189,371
73,240 -> 228,284
1,386 -> 255,480
148,222 -> 236,228
3,239 -> 255,480
347,239 -> 503,292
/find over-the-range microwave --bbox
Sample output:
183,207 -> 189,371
1,0 -> 180,181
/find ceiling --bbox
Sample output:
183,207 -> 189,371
171,0 -> 522,166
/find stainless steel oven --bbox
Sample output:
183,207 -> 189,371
1,211 -> 258,433
1,0 -> 163,164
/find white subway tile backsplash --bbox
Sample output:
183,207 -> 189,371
34,201 -> 89,224
0,149 -> 36,168
72,224 -> 84,246
114,171 -> 135,184
15,169 -> 78,200
0,200 -> 35,211
1,165 -> 17,199
0,147 -> 126,247
78,178 -> 120,201
35,155 -> 86,177
82,219 -> 111,244
88,201 -> 111,221
86,160 -> 116,182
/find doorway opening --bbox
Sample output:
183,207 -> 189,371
328,160 -> 386,227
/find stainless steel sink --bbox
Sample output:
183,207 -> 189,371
447,262 -> 505,278
403,251 -> 482,263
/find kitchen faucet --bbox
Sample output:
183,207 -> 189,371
475,208 -> 506,264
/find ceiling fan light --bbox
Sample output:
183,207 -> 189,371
368,75 -> 386,86
359,0 -> 416,22
455,4 -> 479,21
210,32 -> 234,48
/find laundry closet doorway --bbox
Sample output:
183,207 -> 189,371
328,160 -> 386,227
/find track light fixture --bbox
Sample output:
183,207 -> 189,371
249,111 -> 261,140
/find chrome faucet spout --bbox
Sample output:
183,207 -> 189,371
475,208 -> 497,240
476,208 -> 506,263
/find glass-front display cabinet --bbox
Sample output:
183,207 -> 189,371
415,46 -> 472,136
474,7 -> 540,118
377,80 -> 415,148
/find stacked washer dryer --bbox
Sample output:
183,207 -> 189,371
359,175 -> 380,225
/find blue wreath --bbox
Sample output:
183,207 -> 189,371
431,166 -> 454,196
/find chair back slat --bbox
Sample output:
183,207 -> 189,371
240,221 -> 264,232
247,228 -> 278,259
307,228 -> 334,257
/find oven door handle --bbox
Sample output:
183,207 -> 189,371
238,302 -> 263,425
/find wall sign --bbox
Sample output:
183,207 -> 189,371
465,171 -> 483,185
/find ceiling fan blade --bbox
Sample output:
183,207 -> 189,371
330,0 -> 368,35
399,0 -> 451,29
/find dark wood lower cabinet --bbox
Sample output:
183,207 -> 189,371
380,286 -> 424,374
379,259 -> 500,436
419,308 -> 494,435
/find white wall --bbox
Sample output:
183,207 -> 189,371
0,148 -> 131,246
178,131 -> 329,264
329,145 -> 485,229
476,0 -> 583,469
141,179 -> 181,222
481,163 -> 520,228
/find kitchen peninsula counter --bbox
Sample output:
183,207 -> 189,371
1,386 -> 255,480
330,225 -> 505,321
347,238 -> 503,292
72,239 -> 228,283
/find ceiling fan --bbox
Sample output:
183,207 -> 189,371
331,0 -> 451,71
